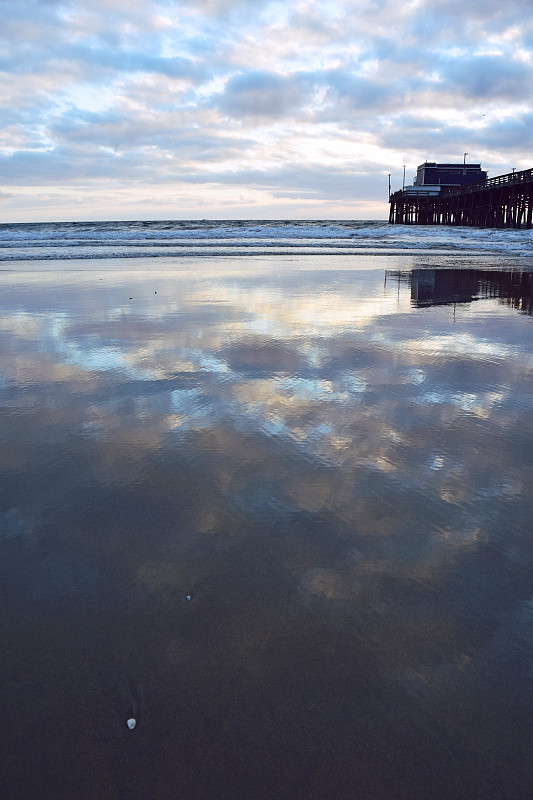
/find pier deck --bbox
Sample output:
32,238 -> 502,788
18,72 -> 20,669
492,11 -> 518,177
389,167 -> 533,228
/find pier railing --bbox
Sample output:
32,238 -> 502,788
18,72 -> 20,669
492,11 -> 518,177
442,167 -> 533,198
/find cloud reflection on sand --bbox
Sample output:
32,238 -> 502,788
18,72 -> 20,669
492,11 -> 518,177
1,259 -> 533,797
1,261 -> 532,533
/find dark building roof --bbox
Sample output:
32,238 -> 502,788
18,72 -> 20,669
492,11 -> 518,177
413,161 -> 487,188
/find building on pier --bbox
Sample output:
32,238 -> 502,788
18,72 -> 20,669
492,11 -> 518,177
413,161 -> 487,188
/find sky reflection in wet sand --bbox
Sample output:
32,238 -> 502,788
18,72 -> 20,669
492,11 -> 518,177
1,257 -> 533,799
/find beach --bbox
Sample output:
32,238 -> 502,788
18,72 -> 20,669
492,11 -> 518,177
1,221 -> 533,799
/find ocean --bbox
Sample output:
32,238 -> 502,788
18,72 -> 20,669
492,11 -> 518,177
1,220 -> 533,799
1,218 -> 532,261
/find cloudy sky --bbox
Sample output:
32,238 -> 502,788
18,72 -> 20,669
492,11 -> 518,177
1,0 -> 532,221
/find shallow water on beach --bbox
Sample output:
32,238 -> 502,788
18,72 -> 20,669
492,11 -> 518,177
1,252 -> 533,799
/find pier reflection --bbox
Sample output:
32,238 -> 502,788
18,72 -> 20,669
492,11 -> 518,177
386,267 -> 533,315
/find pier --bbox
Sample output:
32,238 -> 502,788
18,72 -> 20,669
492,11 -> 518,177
389,167 -> 533,228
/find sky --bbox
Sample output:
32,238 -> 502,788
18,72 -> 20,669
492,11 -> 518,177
1,0 -> 532,221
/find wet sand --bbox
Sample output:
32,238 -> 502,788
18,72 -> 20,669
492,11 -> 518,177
1,256 -> 533,799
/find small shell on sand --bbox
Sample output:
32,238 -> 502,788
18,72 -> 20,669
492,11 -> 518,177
127,718 -> 136,730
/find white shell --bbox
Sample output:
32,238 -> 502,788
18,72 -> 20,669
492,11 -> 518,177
127,718 -> 136,730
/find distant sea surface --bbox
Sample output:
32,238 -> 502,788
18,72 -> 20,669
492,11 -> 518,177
1,218 -> 532,261
1,221 -> 533,799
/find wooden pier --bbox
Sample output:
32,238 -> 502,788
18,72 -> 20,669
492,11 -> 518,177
389,167 -> 533,228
